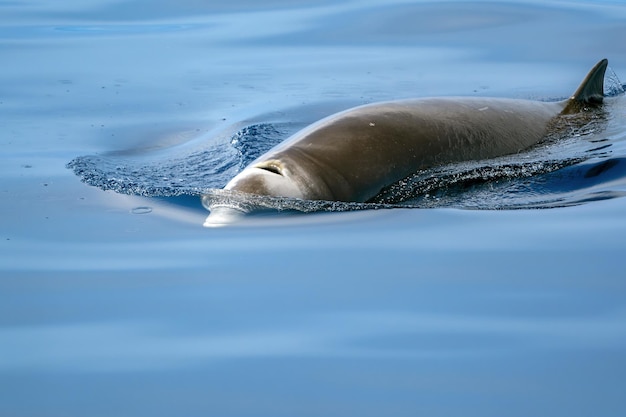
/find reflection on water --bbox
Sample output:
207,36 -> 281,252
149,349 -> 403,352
3,310 -> 626,372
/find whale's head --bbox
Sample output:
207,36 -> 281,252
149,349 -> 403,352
202,160 -> 307,227
223,160 -> 306,199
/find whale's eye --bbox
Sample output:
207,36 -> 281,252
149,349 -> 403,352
257,163 -> 283,176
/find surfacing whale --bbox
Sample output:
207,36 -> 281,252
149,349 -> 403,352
203,59 -> 608,226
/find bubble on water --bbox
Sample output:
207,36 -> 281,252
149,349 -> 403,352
131,206 -> 152,214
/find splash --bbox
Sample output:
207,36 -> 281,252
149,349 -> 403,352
604,65 -> 626,98
67,123 -> 296,197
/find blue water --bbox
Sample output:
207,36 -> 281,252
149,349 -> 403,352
2,1 -> 626,416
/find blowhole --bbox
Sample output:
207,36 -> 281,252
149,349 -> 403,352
256,162 -> 283,176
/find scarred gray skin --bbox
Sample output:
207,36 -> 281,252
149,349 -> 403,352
203,59 -> 608,225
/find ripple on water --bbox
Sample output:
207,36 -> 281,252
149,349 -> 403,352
131,206 -> 153,215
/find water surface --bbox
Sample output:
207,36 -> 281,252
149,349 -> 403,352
2,1 -> 626,416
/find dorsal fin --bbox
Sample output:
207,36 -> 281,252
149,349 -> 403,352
562,59 -> 608,113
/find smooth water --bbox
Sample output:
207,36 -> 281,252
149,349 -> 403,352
2,1 -> 626,416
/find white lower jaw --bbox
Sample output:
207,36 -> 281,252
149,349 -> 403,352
203,205 -> 248,227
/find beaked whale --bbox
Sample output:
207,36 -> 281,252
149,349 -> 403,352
203,59 -> 608,226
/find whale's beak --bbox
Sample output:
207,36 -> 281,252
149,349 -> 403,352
203,205 -> 247,227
